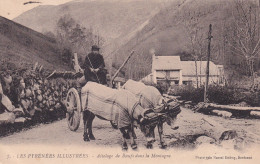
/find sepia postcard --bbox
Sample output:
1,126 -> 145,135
0,0 -> 260,164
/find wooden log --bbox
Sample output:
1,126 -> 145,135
250,111 -> 260,117
185,101 -> 193,104
208,103 -> 260,111
211,110 -> 232,118
0,82 -> 3,94
14,117 -> 26,123
1,94 -> 15,112
13,107 -> 24,113
0,112 -> 15,125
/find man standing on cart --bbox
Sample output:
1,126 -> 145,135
83,45 -> 107,85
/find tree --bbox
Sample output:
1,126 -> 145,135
183,10 -> 207,88
56,15 -> 76,64
228,0 -> 260,84
55,15 -> 104,66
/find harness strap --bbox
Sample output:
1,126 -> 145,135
130,102 -> 142,129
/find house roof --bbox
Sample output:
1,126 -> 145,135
181,61 -> 220,76
153,56 -> 181,70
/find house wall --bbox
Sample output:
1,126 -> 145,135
153,71 -> 223,86
156,70 -> 180,79
179,69 -> 183,85
151,55 -> 224,86
154,70 -> 182,85
183,75 -> 220,87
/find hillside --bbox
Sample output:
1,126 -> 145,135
13,0 -> 169,42
112,0 -> 242,79
0,16 -> 69,71
12,0 -> 260,81
13,0 -> 177,74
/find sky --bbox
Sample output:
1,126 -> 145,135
0,0 -> 74,20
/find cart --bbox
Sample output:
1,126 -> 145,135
48,51 -> 135,131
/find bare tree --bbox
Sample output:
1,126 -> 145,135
55,15 -> 104,66
183,10 -> 207,88
229,0 -> 260,84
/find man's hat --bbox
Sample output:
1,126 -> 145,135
91,45 -> 100,51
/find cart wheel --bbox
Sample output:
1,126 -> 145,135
65,88 -> 81,131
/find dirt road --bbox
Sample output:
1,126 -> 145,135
0,107 -> 260,150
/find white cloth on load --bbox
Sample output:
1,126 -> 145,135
122,80 -> 163,109
81,82 -> 143,129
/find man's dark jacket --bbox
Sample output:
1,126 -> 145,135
84,52 -> 107,84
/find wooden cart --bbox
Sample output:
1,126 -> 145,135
49,51 -> 135,131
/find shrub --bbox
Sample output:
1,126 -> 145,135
155,81 -> 171,94
207,85 -> 238,104
168,85 -> 204,103
168,84 -> 260,106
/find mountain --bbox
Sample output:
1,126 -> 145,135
13,0 -> 255,80
0,16 -> 69,71
112,0 -> 239,79
13,0 -> 169,42
13,0 -> 176,73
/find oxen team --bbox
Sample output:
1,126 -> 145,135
80,80 -> 181,150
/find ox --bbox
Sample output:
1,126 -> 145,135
80,82 -> 159,150
122,80 -> 181,148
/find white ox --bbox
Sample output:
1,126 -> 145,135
122,80 -> 181,148
80,82 -> 159,150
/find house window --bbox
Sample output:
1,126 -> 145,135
183,81 -> 192,85
173,80 -> 179,85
